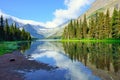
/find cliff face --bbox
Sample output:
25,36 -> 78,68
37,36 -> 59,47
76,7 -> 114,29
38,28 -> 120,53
78,0 -> 120,20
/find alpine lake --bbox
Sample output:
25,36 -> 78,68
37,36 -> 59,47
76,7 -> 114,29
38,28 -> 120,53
0,39 -> 120,80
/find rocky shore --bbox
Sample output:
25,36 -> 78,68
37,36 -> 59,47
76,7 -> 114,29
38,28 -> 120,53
0,51 -> 57,80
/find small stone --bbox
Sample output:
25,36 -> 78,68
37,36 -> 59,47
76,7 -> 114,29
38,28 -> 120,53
10,59 -> 15,62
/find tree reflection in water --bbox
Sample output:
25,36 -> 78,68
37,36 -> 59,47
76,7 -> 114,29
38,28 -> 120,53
18,41 -> 31,53
63,42 -> 120,73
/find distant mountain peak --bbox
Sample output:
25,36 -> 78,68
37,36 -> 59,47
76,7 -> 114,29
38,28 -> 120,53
0,10 -> 45,27
0,10 -> 64,38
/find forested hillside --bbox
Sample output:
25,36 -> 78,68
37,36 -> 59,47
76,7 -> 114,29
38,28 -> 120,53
62,8 -> 120,40
0,16 -> 31,41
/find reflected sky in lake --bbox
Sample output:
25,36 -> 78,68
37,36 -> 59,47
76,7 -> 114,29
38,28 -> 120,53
23,41 -> 101,80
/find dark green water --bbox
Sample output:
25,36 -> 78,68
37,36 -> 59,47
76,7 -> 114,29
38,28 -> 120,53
0,40 -> 120,80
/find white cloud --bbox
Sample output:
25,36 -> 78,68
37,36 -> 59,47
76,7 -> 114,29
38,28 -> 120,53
45,0 -> 94,28
0,0 -> 94,28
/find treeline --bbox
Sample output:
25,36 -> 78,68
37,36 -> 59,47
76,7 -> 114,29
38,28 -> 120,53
62,8 -> 120,40
0,16 -> 31,41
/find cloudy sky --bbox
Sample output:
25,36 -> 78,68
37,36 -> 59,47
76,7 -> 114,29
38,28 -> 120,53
0,0 -> 95,28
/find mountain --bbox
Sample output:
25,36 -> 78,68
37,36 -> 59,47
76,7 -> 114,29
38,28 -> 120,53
60,0 -> 120,36
78,0 -> 120,20
45,0 -> 120,39
50,0 -> 120,39
47,22 -> 69,39
22,24 -> 44,38
0,11 -> 64,39
1,0 -> 118,39
0,11 -> 47,38
6,18 -> 46,38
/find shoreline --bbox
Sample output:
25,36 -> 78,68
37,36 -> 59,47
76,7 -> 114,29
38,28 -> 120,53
60,39 -> 120,42
0,51 -> 57,80
0,50 -> 119,80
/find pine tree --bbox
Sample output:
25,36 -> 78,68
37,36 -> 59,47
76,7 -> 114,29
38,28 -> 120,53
104,9 -> 112,38
69,20 -> 74,39
73,20 -> 77,38
82,14 -> 88,38
112,8 -> 119,39
4,19 -> 10,40
79,19 -> 83,39
117,9 -> 120,38
76,19 -> 82,39
62,27 -> 65,39
10,24 -> 15,40
21,28 -> 26,40
88,17 -> 95,39
0,15 -> 4,27
98,12 -> 105,39
0,15 -> 4,40
94,12 -> 99,39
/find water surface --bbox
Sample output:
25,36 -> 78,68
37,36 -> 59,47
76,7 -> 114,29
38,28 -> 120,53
2,40 -> 120,80
22,40 -> 119,80
23,40 -> 102,80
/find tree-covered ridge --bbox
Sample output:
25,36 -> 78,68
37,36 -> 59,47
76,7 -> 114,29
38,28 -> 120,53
62,8 -> 120,40
0,16 -> 31,41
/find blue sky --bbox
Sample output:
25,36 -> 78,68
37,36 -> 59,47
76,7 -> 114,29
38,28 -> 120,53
0,0 -> 95,28
0,0 -> 65,22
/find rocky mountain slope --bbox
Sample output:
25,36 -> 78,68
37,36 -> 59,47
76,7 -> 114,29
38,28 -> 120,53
79,0 -> 120,20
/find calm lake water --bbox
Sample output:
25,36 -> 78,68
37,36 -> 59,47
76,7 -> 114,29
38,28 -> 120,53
1,40 -> 120,80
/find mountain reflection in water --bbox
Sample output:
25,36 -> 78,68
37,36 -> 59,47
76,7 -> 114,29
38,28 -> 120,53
21,40 -> 120,80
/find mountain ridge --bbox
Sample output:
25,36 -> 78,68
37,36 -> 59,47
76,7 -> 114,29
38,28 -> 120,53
0,11 -> 46,27
78,0 -> 120,20
0,11 -> 64,38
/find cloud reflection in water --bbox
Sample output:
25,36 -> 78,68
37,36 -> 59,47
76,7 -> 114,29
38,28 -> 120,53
24,41 -> 101,80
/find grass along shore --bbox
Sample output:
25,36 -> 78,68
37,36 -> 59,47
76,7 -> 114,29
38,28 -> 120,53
60,39 -> 120,43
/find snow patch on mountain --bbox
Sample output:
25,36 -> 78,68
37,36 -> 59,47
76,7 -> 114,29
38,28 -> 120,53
0,11 -> 65,38
0,10 -> 45,27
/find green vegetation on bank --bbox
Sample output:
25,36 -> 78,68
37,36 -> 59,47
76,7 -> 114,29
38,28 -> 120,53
0,42 -> 18,55
62,8 -> 120,40
61,39 -> 120,43
0,41 -> 31,55
0,16 -> 31,41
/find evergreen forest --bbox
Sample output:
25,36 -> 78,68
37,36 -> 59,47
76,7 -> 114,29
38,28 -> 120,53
62,8 -> 120,40
0,16 -> 31,41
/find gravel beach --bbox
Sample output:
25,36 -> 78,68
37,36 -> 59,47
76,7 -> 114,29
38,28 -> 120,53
0,51 -> 57,80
